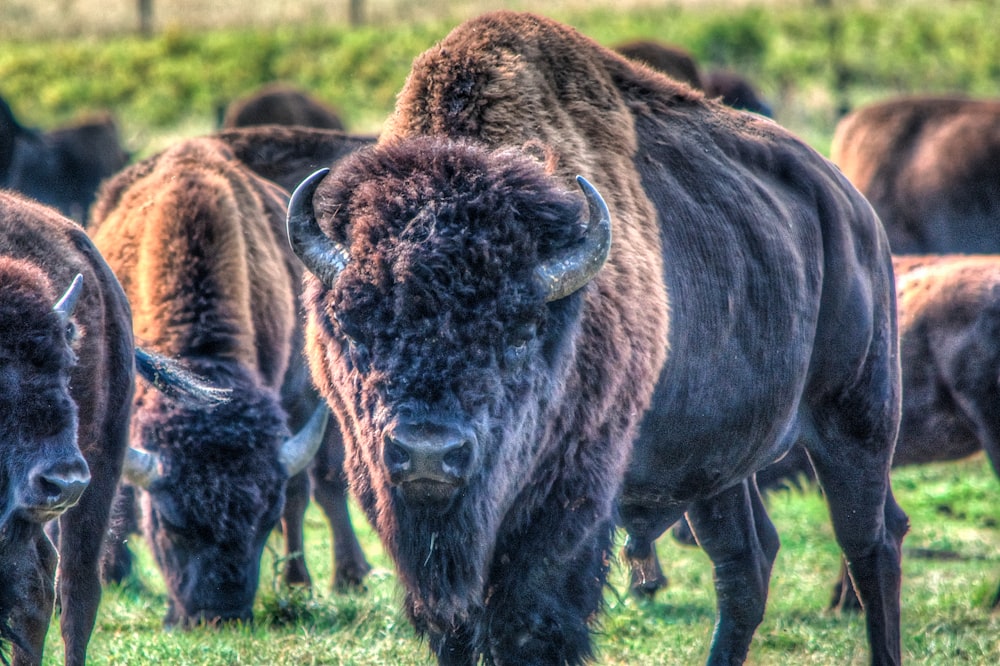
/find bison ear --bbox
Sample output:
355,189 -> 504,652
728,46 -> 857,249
53,273 -> 84,324
520,139 -> 559,173
534,176 -> 612,302
286,168 -> 351,287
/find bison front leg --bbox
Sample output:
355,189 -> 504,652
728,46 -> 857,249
686,478 -> 779,666
483,512 -> 616,665
280,470 -> 312,587
310,428 -> 370,590
6,529 -> 58,666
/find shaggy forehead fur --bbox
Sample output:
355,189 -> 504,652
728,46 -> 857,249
315,138 -> 586,412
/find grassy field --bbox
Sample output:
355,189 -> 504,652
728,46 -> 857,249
42,456 -> 1000,664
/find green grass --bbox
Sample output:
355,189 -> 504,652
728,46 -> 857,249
42,455 -> 1000,664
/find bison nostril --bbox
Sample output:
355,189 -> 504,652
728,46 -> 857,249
384,437 -> 412,477
442,442 -> 472,476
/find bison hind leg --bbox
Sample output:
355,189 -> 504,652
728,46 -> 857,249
806,435 -> 908,666
686,478 -> 779,665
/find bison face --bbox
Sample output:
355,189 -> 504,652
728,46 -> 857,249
0,271 -> 88,528
289,138 -> 609,620
127,382 -> 294,627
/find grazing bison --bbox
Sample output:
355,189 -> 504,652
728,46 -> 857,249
287,11 -> 905,665
88,136 -> 329,626
830,95 -> 1000,254
221,83 -> 346,131
0,191 -> 132,666
0,95 -> 129,224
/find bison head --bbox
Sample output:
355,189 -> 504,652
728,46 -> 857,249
287,137 -> 610,627
0,266 -> 88,529
120,369 -> 326,627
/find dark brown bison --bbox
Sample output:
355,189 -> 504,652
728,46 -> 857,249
88,136 -> 329,627
830,96 -> 1000,254
612,40 -> 703,88
702,69 -> 773,117
215,124 -> 376,193
286,11 -> 904,665
613,40 -> 773,117
221,83 -> 346,131
0,95 -> 130,224
736,254 -> 1000,611
0,190 -> 131,666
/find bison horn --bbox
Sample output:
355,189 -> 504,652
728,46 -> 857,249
287,168 -> 351,288
122,447 -> 162,489
535,176 -> 612,302
279,403 -> 330,477
53,274 -> 84,323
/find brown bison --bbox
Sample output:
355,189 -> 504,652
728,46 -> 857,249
287,11 -> 904,665
1,95 -> 130,224
88,136 -> 329,626
221,83 -> 346,131
0,191 -> 131,666
830,95 -> 1000,254
213,124 -> 376,591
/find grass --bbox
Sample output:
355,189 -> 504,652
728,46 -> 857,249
41,455 -> 1000,664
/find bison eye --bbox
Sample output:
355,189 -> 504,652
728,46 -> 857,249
504,324 -> 537,366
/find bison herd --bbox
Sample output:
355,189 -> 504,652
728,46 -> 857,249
2,9 -> 999,666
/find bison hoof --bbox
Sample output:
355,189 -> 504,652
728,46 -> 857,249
334,562 -> 372,592
630,573 -> 668,599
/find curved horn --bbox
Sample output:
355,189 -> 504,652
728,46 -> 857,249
122,447 -> 162,489
535,176 -> 612,302
286,168 -> 351,287
279,403 -> 330,477
53,274 -> 84,324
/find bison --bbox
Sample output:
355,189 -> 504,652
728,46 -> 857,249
286,11 -> 905,665
613,40 -> 773,117
731,254 -> 1000,611
221,83 -> 346,131
0,190 -> 132,666
88,136 -> 329,627
0,95 -> 130,225
830,95 -> 1000,255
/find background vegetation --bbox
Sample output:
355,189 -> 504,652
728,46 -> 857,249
3,0 -> 1000,156
3,0 -> 998,663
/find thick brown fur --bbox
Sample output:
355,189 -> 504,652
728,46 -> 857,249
1,96 -> 130,224
296,11 -> 903,666
831,95 -> 1000,254
88,137 -> 335,625
0,191 -> 133,666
